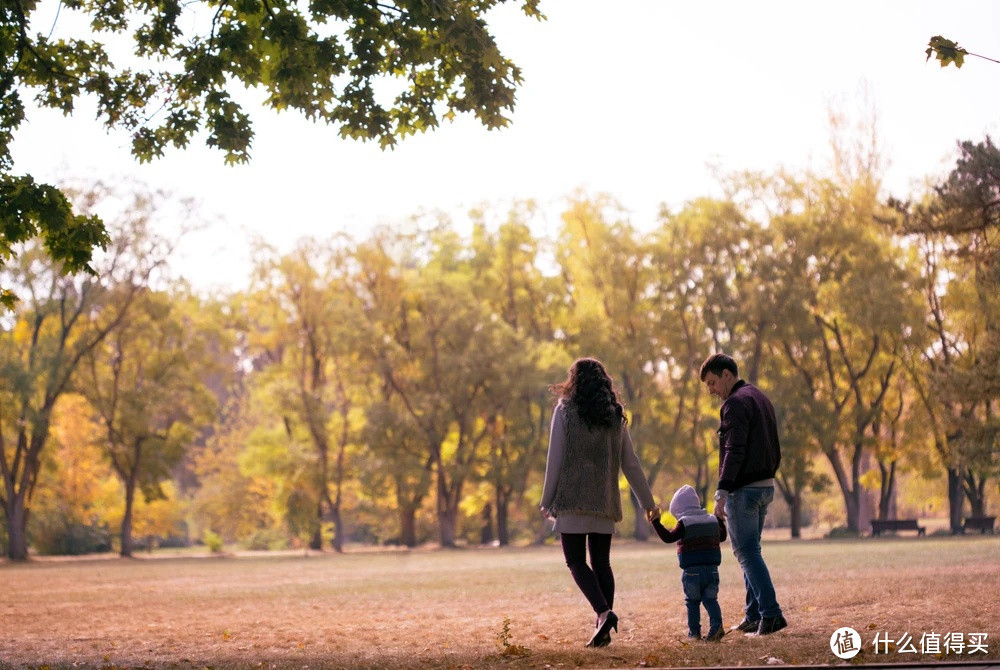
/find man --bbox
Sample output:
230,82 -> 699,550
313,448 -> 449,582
701,353 -> 787,636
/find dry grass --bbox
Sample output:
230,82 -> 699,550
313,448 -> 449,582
1,535 -> 999,669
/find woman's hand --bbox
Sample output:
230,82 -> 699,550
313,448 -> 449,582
645,507 -> 661,524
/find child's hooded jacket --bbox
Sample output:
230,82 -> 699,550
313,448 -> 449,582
652,485 -> 727,569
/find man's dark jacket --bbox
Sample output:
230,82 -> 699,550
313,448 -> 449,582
717,380 -> 781,492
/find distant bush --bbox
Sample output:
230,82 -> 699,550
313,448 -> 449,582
241,528 -> 288,551
32,522 -> 112,556
157,533 -> 192,549
825,526 -> 861,539
202,529 -> 224,553
132,534 -> 191,551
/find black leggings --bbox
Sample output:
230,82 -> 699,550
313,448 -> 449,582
560,533 -> 614,614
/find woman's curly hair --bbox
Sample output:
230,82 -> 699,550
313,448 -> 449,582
550,357 -> 626,429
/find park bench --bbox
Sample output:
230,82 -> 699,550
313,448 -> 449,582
962,516 -> 996,534
870,519 -> 926,537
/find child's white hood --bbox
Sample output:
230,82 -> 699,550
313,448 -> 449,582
669,484 -> 715,524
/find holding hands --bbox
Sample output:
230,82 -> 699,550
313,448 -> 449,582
713,491 -> 728,521
645,507 -> 661,524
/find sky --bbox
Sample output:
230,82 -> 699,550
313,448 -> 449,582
12,1 -> 1000,292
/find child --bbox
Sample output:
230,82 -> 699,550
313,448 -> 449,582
648,485 -> 727,641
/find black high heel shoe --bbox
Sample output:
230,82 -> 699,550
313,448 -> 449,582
586,610 -> 618,647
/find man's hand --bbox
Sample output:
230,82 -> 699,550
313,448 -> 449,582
645,507 -> 661,524
540,506 -> 553,520
713,493 -> 728,521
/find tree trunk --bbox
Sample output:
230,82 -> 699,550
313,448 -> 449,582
826,444 -> 864,533
438,505 -> 458,548
776,477 -> 801,539
789,494 -> 802,539
436,464 -> 461,548
496,491 -> 510,547
969,496 -> 986,517
843,487 -> 861,533
331,405 -> 349,554
877,460 -> 896,520
964,471 -> 987,517
630,495 -> 650,541
947,467 -> 965,534
399,505 -> 418,548
121,479 -> 136,558
310,498 -> 323,550
330,505 -> 344,553
479,503 -> 494,545
697,482 -> 710,513
5,493 -> 30,561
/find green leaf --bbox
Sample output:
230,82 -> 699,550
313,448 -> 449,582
926,35 -> 967,68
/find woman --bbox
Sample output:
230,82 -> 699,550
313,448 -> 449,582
540,357 -> 658,648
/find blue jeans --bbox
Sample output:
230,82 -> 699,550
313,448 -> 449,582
726,486 -> 782,620
682,564 -> 722,637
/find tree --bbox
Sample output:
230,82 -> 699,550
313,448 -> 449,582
189,391 -> 279,546
82,288 -> 219,557
360,396 -> 434,547
351,232 -> 435,547
244,239 -> 366,552
755,99 -> 925,534
647,200 -> 740,511
772,181 -> 923,533
892,137 -> 1000,527
355,224 -> 518,547
0,189 -> 167,560
1,0 -> 542,295
466,210 -> 566,545
556,195 -> 662,538
867,374 -> 917,522
29,393 -> 114,554
652,175 -> 848,538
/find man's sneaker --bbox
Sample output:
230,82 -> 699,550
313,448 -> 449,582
731,618 -> 761,633
754,615 -> 788,636
705,627 -> 725,642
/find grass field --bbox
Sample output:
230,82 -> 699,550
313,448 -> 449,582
2,535 -> 999,669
